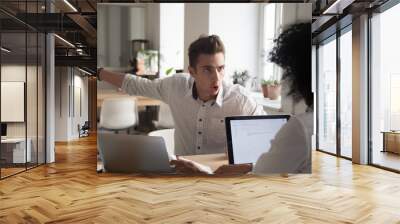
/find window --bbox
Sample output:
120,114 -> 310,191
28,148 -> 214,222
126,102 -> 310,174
339,28 -> 352,158
317,36 -> 337,155
159,3 -> 184,77
370,2 -> 400,171
262,3 -> 278,81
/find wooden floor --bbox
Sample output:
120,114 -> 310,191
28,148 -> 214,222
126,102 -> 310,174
1,135 -> 400,223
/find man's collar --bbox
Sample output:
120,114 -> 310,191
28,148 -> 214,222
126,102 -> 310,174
184,79 -> 224,107
214,84 -> 224,107
184,78 -> 195,99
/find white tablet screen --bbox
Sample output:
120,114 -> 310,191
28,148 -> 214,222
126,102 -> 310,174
230,118 -> 287,164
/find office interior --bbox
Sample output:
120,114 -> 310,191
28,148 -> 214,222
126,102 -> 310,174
0,0 -> 400,222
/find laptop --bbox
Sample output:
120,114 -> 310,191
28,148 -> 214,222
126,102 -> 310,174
225,115 -> 290,165
97,132 -> 174,173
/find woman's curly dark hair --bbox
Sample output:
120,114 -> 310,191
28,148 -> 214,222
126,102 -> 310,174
269,23 -> 312,107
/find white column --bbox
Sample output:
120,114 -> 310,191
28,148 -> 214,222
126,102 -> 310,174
352,14 -> 369,164
46,32 -> 55,163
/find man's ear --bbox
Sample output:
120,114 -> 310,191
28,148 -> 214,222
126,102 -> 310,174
188,66 -> 196,78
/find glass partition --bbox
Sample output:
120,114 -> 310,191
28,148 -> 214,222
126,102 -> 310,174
1,31 -> 28,177
0,1 -> 46,179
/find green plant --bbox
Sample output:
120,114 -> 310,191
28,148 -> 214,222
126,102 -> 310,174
165,67 -> 175,75
137,50 -> 158,74
232,70 -> 250,87
262,78 -> 280,86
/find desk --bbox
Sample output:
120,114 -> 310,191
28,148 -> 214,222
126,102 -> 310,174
97,153 -> 228,173
250,91 -> 282,114
182,153 -> 228,172
1,138 -> 31,164
97,91 -> 161,108
382,131 -> 400,154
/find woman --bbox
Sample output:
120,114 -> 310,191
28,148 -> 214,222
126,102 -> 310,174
172,23 -> 313,175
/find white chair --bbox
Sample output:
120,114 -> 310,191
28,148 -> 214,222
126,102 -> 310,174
153,102 -> 174,129
148,128 -> 175,156
99,98 -> 138,133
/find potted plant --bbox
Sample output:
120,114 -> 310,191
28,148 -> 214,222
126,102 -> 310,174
261,79 -> 281,99
261,79 -> 271,98
267,79 -> 281,100
137,50 -> 159,75
232,70 -> 250,87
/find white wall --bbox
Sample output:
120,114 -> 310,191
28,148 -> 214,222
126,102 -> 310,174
146,4 -> 160,50
280,3 -> 312,30
209,3 -> 260,84
55,67 -> 89,141
55,67 -> 70,141
184,3 -> 210,72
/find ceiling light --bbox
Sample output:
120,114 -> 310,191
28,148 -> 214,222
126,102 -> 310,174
63,0 -> 78,12
54,34 -> 75,48
1,47 -> 11,53
78,67 -> 92,76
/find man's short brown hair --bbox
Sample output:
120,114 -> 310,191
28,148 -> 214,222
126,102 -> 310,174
188,35 -> 225,68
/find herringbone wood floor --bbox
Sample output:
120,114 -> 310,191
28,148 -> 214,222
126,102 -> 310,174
1,135 -> 400,223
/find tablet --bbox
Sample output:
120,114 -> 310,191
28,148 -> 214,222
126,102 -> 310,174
225,115 -> 290,164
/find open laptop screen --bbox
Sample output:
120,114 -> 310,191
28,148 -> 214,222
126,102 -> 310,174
226,115 -> 290,164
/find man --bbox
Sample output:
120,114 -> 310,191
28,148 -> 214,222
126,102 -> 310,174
98,35 -> 265,155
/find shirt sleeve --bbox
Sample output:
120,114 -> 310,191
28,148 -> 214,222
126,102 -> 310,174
253,117 -> 310,174
242,95 -> 267,115
121,74 -> 173,103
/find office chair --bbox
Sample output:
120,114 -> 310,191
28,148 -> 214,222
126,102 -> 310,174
78,121 -> 90,138
99,98 -> 138,134
153,102 -> 174,129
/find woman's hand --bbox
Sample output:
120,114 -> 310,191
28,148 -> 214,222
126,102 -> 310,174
214,164 -> 253,175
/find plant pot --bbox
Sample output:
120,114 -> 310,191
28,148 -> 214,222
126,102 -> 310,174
267,84 -> 281,100
261,84 -> 268,98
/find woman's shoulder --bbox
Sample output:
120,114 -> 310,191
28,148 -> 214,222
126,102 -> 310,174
275,110 -> 313,141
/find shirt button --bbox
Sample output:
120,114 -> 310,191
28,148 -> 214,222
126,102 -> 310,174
197,146 -> 200,150
199,119 -> 202,122
202,104 -> 205,107
198,131 -> 202,135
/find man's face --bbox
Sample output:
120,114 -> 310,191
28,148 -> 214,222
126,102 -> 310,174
189,52 -> 225,100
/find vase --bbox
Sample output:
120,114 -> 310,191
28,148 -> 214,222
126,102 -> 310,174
267,85 -> 281,100
261,84 -> 268,98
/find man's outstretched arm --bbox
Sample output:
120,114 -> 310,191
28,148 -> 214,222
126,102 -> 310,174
97,68 -> 172,102
98,68 -> 126,88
